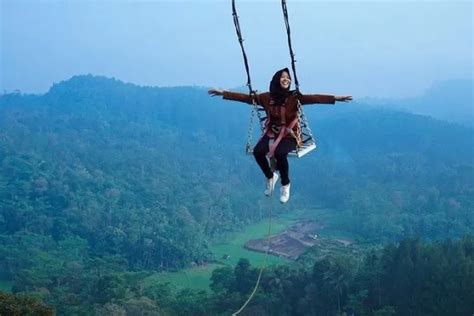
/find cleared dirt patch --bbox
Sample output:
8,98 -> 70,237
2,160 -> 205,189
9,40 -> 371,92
244,219 -> 353,260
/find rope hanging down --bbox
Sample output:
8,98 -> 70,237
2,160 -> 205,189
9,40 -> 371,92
231,193 -> 274,316
231,2 -> 272,315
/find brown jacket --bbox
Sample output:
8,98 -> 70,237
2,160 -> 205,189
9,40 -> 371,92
223,91 -> 335,137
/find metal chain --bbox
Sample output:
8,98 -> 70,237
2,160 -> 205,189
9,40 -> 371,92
295,100 -> 303,148
296,98 -> 316,147
246,97 -> 258,153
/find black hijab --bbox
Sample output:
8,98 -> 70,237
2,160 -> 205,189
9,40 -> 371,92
269,68 -> 292,106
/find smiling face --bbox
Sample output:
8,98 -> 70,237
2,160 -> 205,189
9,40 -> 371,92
280,71 -> 291,90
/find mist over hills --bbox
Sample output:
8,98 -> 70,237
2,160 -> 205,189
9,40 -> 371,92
361,79 -> 473,126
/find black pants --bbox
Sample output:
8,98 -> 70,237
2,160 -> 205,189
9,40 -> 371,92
253,135 -> 296,186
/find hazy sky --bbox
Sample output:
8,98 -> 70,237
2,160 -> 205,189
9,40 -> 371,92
1,0 -> 472,98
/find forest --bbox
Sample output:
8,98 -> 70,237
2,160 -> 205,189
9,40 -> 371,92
0,75 -> 472,315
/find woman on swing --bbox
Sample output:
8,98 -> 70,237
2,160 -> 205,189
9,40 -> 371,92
209,68 -> 352,203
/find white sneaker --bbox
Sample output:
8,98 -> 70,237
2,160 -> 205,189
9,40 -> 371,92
264,173 -> 279,196
280,184 -> 291,203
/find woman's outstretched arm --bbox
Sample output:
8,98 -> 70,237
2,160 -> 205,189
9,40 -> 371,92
208,88 -> 260,105
299,93 -> 352,105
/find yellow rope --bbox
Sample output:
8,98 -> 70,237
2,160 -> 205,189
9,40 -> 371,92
232,187 -> 274,315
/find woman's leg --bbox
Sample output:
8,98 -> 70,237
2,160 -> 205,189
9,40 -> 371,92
274,138 -> 297,186
253,135 -> 273,179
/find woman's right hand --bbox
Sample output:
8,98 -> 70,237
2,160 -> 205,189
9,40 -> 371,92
208,88 -> 224,97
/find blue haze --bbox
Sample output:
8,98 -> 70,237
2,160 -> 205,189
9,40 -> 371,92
1,0 -> 472,98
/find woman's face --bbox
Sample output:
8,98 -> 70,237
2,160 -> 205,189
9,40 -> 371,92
280,71 -> 291,90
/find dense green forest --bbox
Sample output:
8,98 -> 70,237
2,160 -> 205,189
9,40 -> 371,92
205,237 -> 474,316
1,238 -> 472,315
0,75 -> 472,314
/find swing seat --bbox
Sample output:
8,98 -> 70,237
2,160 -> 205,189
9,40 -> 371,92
289,142 -> 316,158
245,141 -> 316,158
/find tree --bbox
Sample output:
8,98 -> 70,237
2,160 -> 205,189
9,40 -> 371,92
0,291 -> 54,316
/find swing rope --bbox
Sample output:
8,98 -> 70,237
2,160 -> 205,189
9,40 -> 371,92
281,0 -> 317,152
282,0 -> 300,92
232,0 -> 266,155
232,0 -> 254,94
231,1 -> 314,311
231,193 -> 274,316
231,9 -> 273,315
230,1 -> 292,313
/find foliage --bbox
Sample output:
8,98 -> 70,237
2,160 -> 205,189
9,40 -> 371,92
0,291 -> 54,316
0,75 -> 472,313
206,237 -> 474,316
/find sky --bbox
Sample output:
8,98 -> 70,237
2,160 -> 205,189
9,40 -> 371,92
1,0 -> 472,98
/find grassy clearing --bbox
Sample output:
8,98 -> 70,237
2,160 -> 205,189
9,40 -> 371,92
143,264 -> 221,292
210,217 -> 292,267
145,207 -> 346,292
144,209 -> 302,292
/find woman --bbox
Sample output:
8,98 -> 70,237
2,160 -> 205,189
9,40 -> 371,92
209,68 -> 352,203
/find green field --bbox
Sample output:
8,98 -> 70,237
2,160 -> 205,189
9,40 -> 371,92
210,216 -> 291,267
143,264 -> 221,292
144,206 -> 339,292
144,215 -> 293,292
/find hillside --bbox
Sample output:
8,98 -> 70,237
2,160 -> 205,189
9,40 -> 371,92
0,75 -> 472,314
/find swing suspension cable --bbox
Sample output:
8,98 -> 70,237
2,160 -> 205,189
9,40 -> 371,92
231,1 -> 312,312
282,0 -> 317,151
232,0 -> 254,94
230,2 -> 273,315
281,0 -> 300,92
233,0 -> 317,157
232,0 -> 266,154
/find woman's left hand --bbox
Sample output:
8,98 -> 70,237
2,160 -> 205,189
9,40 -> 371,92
335,96 -> 353,102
